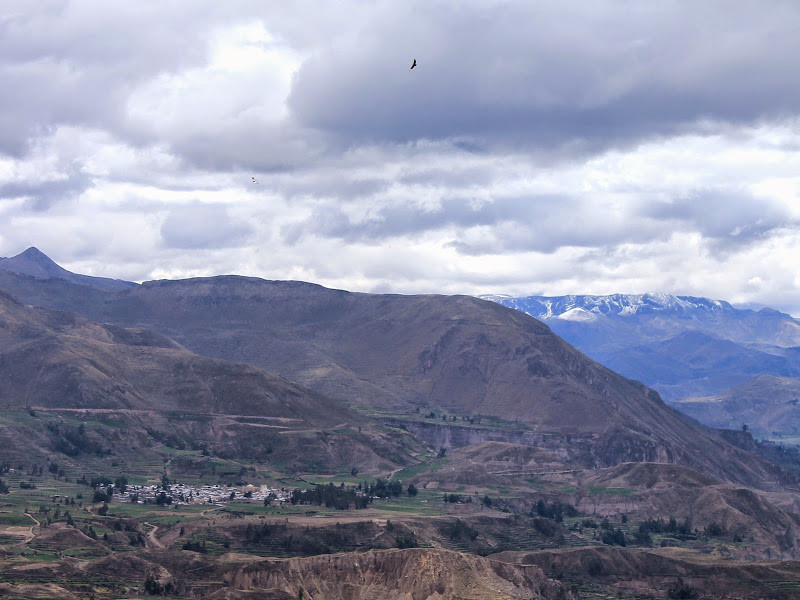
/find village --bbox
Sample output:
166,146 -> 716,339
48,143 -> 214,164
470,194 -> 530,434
120,482 -> 290,507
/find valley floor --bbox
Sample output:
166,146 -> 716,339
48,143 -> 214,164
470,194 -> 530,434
3,448 -> 800,599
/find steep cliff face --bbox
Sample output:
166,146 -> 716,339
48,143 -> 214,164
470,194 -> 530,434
2,548 -> 567,600
222,548 -> 568,600
386,418 -> 786,489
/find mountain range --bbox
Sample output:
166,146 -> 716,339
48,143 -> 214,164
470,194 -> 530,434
485,293 -> 800,436
6,247 -> 800,596
484,293 -> 800,352
0,247 -> 789,487
3,249 -> 800,443
673,375 -> 800,441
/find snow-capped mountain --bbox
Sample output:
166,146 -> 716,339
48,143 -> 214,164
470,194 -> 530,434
485,293 -> 739,321
484,293 -> 800,348
483,293 -> 800,408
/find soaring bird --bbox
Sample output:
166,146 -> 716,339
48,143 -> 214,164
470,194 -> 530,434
410,58 -> 417,69
251,176 -> 258,184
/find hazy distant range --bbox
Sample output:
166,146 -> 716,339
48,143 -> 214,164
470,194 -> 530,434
486,293 -> 800,442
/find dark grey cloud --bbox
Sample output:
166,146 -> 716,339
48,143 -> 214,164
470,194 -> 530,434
4,1 -> 800,169
289,1 -> 800,155
160,203 -> 254,250
641,192 -> 795,251
0,162 -> 91,210
282,195 -> 667,253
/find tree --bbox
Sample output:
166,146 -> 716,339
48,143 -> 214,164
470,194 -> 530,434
144,574 -> 161,595
407,483 -> 418,497
667,578 -> 699,599
387,480 -> 403,497
93,488 -> 112,503
704,521 -> 726,537
601,528 -> 626,546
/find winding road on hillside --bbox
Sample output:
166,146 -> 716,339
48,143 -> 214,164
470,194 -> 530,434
143,522 -> 165,549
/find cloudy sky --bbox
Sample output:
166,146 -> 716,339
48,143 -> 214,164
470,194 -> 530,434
2,1 -> 800,313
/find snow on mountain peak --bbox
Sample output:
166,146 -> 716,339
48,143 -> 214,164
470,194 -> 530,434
484,293 -> 736,321
556,307 -> 598,322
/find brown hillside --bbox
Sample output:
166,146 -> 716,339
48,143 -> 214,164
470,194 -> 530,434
583,462 -> 800,559
223,547 -> 566,600
0,272 -> 792,488
495,546 -> 800,599
0,291 -> 352,425
4,547 -> 567,599
0,292 -> 417,472
28,522 -> 109,557
107,278 -> 797,487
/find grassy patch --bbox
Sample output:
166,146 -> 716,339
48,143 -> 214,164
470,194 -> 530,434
587,486 -> 636,496
0,512 -> 36,526
392,458 -> 448,480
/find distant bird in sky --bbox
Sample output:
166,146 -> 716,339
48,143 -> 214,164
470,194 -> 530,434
251,176 -> 258,184
410,58 -> 417,69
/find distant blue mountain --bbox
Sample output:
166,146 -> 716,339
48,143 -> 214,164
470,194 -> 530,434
484,293 -> 800,402
0,247 -> 137,291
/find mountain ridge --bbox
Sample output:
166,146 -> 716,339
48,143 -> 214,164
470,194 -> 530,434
0,246 -> 137,291
486,292 -> 800,405
0,290 -> 416,472
0,251 -> 791,488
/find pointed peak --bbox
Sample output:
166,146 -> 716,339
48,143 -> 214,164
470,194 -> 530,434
18,246 -> 58,264
0,246 -> 136,291
0,246 -> 67,278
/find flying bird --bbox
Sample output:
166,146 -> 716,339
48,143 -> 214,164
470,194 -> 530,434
410,59 -> 417,69
251,176 -> 258,184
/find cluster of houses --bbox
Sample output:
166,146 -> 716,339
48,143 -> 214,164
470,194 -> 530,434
122,483 -> 290,506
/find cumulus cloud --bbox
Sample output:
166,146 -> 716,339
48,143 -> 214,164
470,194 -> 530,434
640,191 -> 796,252
283,194 -> 661,253
2,1 -> 800,313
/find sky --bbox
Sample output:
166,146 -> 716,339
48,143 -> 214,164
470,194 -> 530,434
2,1 -> 800,313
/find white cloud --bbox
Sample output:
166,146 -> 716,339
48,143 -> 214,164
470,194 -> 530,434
2,1 -> 800,314
126,21 -> 302,138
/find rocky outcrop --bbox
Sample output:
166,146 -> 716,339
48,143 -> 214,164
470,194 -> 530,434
222,548 -> 568,600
